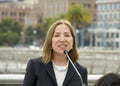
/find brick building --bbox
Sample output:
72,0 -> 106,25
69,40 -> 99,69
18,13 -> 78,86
0,1 -> 33,27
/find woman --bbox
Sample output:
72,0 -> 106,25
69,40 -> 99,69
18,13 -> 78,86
94,72 -> 120,86
23,19 -> 88,86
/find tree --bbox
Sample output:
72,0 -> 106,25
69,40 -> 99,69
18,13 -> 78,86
24,26 -> 34,45
4,31 -> 19,46
0,18 -> 22,46
66,4 -> 91,29
0,18 -> 22,35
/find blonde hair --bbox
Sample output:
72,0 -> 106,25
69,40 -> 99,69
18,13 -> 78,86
42,19 -> 79,64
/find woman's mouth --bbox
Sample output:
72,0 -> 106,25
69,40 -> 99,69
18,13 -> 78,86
58,45 -> 67,49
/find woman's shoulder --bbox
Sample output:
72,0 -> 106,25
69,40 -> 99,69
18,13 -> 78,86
74,62 -> 88,75
28,57 -> 43,64
75,62 -> 87,70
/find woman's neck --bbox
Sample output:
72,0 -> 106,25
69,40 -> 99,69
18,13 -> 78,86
52,55 -> 68,66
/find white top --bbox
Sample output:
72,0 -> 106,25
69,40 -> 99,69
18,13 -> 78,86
52,61 -> 69,86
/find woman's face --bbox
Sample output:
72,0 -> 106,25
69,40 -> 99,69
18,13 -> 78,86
52,24 -> 73,55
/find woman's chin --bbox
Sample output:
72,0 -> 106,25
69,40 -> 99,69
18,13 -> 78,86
57,51 -> 65,55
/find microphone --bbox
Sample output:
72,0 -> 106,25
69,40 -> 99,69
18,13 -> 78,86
64,50 -> 85,86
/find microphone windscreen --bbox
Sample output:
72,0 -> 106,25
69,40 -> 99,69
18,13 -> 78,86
64,50 -> 68,55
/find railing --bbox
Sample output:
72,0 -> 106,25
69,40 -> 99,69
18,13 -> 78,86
0,48 -> 119,85
0,48 -> 120,74
0,74 -> 103,85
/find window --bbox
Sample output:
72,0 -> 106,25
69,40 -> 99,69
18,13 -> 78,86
1,11 -> 7,16
116,32 -> 119,38
11,12 -> 16,16
111,32 -> 114,38
116,42 -> 119,48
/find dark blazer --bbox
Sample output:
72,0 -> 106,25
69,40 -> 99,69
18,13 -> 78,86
23,57 -> 88,86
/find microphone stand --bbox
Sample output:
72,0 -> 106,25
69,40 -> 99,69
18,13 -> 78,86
64,50 -> 85,86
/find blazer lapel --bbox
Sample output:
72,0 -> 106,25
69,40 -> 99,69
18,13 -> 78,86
63,63 -> 75,86
45,62 -> 57,86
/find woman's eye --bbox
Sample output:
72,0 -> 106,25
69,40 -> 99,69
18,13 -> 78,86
54,34 -> 59,37
53,34 -> 71,37
65,34 -> 70,37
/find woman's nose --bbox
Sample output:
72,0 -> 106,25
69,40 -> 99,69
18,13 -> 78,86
59,36 -> 66,42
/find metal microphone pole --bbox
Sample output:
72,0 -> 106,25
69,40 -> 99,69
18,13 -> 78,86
64,50 -> 85,86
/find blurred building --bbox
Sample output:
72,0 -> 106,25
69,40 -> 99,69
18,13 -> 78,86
96,0 -> 120,29
1,0 -> 119,28
35,0 -> 69,18
89,0 -> 120,48
0,1 -> 34,27
34,0 -> 96,24
93,28 -> 120,48
24,0 -> 38,5
0,0 -> 96,27
24,0 -> 69,28
81,0 -> 120,48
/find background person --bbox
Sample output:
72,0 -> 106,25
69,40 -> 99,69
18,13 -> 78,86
94,72 -> 120,86
23,19 -> 88,86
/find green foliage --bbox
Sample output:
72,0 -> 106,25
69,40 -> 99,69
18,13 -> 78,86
24,26 -> 34,45
0,18 -> 22,35
35,24 -> 45,39
5,31 -> 19,46
0,31 -> 19,46
25,26 -> 34,36
0,18 -> 22,46
0,33 -> 5,45
66,4 -> 92,29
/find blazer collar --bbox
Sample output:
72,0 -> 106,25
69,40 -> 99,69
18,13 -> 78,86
45,61 -> 57,85
63,62 -> 75,86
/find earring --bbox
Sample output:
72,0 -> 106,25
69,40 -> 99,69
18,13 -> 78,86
50,48 -> 53,50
